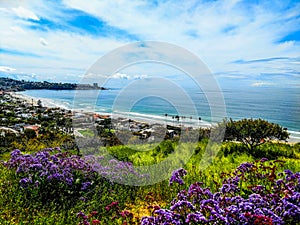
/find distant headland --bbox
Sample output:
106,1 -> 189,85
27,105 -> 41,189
0,77 -> 108,92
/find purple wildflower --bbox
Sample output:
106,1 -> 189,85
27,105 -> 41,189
170,200 -> 196,212
252,185 -> 265,194
186,212 -> 207,223
11,149 -> 21,158
141,216 -> 155,225
19,177 -> 32,188
234,162 -> 253,174
76,211 -> 87,218
29,163 -> 43,171
169,168 -> 187,186
81,181 -> 92,191
260,158 -> 268,162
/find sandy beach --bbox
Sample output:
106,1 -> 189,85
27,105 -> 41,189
10,91 -> 62,108
10,91 -> 300,143
12,91 -> 211,128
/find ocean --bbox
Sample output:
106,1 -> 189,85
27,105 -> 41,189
20,85 -> 300,139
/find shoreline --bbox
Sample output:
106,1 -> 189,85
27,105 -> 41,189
13,91 -> 213,129
11,91 -> 77,110
10,91 -> 300,143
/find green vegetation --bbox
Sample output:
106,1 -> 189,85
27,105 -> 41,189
0,137 -> 299,224
0,77 -> 107,92
1,93 -> 299,224
0,93 -> 76,155
78,129 -> 95,137
224,118 -> 289,151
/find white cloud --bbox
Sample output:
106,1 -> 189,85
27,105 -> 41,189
62,0 -> 300,75
251,82 -> 276,87
0,66 -> 16,72
39,37 -> 48,46
10,25 -> 26,34
12,6 -> 39,21
218,74 -> 246,79
111,73 -> 130,79
0,0 -> 299,86
0,7 -> 11,13
111,72 -> 148,80
0,9 -> 127,78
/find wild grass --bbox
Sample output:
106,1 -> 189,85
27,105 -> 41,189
0,139 -> 299,224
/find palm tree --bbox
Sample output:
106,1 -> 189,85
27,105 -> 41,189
180,116 -> 183,126
165,113 -> 168,126
175,115 -> 180,124
37,99 -> 42,107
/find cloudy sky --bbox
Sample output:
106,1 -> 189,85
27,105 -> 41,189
0,0 -> 299,87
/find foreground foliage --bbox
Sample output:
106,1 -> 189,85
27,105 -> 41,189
142,159 -> 300,224
4,148 -> 96,205
0,141 -> 299,224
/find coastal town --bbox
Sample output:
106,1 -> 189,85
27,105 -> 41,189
0,77 -> 200,151
0,90 -> 187,153
1,77 -> 298,154
0,77 -> 184,151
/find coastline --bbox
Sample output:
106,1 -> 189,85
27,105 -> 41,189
10,91 -> 300,143
13,91 -> 212,129
11,91 -> 74,109
10,91 -> 63,109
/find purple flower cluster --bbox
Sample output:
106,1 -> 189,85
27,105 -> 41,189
169,168 -> 188,186
19,177 -> 32,188
77,211 -> 90,225
142,159 -> 300,224
5,149 -> 95,192
5,149 -> 149,195
87,157 -> 149,184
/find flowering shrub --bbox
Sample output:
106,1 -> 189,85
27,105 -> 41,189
142,159 -> 300,224
5,149 -> 148,204
5,149 -> 96,203
77,211 -> 101,225
169,168 -> 188,186
88,157 -> 149,185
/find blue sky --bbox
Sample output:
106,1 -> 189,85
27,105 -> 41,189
0,0 -> 299,87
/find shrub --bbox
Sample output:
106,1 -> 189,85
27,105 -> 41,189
5,148 -> 96,205
4,148 -> 149,206
142,159 -> 300,224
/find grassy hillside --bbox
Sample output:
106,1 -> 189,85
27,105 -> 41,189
0,140 -> 299,224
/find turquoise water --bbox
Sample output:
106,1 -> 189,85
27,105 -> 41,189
21,86 -> 299,133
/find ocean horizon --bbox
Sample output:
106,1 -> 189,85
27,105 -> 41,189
19,85 -> 299,138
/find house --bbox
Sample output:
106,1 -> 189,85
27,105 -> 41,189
0,127 -> 19,136
24,125 -> 41,136
167,130 -> 175,139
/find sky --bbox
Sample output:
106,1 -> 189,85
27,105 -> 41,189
0,0 -> 299,88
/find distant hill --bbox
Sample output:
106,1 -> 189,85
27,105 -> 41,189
0,77 -> 108,91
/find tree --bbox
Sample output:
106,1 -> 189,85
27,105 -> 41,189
24,128 -> 37,139
37,99 -> 42,107
224,118 -> 289,151
175,115 -> 180,123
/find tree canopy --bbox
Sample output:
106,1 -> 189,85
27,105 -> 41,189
224,118 -> 289,151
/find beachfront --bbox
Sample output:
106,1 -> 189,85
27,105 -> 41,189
1,91 -> 299,145
1,92 -> 193,146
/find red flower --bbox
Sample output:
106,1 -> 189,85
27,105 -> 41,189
92,219 -> 100,225
91,211 -> 98,216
